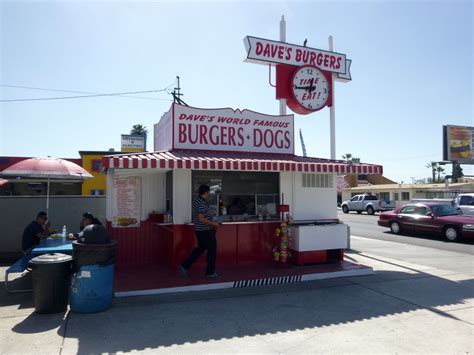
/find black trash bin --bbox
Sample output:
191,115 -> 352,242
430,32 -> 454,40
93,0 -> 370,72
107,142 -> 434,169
29,253 -> 73,314
70,240 -> 118,313
72,240 -> 118,272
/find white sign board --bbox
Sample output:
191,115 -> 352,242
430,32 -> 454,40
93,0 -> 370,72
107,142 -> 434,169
121,135 -> 145,152
173,104 -> 294,154
112,176 -> 141,228
244,36 -> 352,81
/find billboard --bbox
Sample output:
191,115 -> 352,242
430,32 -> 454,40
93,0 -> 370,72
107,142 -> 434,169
443,125 -> 474,164
121,135 -> 146,153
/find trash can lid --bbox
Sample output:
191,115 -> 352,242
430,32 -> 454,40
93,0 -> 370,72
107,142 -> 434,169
29,253 -> 73,265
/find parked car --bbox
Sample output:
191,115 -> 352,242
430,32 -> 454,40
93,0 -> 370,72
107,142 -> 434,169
378,202 -> 474,242
341,194 -> 396,215
453,193 -> 474,216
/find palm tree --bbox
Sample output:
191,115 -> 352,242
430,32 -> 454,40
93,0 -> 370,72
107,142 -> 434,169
342,153 -> 360,163
130,124 -> 148,136
452,162 -> 464,182
426,162 -> 438,182
342,153 -> 352,161
436,166 -> 444,183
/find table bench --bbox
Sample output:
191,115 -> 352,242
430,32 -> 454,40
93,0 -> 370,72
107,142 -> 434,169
4,254 -> 35,293
5,238 -> 72,293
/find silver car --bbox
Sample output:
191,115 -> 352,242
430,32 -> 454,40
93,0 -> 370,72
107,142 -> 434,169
454,193 -> 474,216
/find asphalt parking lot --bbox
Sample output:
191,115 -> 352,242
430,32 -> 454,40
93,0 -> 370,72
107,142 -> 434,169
1,235 -> 473,354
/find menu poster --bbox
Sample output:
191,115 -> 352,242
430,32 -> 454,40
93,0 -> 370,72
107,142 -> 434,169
112,176 -> 141,228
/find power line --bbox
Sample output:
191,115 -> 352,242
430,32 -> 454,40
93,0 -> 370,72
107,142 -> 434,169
0,84 -> 175,102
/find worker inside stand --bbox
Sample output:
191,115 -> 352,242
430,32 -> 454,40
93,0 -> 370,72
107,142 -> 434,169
69,212 -> 110,244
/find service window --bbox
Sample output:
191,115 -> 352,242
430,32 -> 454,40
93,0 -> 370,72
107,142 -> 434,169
192,171 -> 280,220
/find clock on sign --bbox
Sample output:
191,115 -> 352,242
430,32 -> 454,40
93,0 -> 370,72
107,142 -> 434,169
287,65 -> 331,115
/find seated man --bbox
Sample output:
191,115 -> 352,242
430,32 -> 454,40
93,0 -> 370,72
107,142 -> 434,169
22,211 -> 53,253
70,212 -> 110,244
78,212 -> 103,231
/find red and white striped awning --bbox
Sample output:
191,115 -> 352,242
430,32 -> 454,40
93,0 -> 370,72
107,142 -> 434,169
102,150 -> 383,175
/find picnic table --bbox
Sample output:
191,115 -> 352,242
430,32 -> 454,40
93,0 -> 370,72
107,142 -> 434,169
31,237 -> 73,255
5,238 -> 73,292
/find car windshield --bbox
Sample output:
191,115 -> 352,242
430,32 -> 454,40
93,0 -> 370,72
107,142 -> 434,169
431,204 -> 461,216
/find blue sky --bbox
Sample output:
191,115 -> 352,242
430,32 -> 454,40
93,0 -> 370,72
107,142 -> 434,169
1,0 -> 472,182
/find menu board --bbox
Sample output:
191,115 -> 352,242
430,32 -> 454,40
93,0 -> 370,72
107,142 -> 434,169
112,176 -> 141,228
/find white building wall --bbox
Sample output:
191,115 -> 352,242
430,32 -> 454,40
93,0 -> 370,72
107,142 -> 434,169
280,171 -> 294,214
106,168 -> 166,222
140,173 -> 165,220
106,169 -> 114,221
292,172 -> 337,220
173,169 -> 192,224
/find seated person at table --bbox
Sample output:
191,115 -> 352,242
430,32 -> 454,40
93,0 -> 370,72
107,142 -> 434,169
22,211 -> 54,253
70,212 -> 110,244
78,212 -> 103,231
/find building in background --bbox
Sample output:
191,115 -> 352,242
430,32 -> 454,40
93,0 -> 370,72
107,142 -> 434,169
79,150 -> 122,195
337,173 -> 396,204
341,180 -> 474,206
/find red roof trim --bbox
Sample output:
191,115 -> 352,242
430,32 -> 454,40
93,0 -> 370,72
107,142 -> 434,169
105,150 -> 383,175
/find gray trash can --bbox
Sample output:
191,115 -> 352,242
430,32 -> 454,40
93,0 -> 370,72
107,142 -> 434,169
29,253 -> 73,314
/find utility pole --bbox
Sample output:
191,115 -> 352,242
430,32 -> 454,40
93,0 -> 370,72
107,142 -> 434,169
299,129 -> 307,157
279,15 -> 287,116
328,35 -> 336,160
172,76 -> 188,106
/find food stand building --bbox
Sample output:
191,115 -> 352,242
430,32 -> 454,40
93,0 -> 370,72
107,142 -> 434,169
102,103 -> 383,295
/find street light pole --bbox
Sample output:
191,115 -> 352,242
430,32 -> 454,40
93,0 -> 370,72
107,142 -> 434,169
398,181 -> 403,207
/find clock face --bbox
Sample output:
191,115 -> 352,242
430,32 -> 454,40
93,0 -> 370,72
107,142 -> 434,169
291,66 -> 330,111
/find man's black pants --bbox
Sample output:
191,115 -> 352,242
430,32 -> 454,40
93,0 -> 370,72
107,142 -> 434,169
181,229 -> 216,275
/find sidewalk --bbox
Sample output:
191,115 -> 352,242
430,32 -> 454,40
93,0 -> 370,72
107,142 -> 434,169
1,243 -> 473,354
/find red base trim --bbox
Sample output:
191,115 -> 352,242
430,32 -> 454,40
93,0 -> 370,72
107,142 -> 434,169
114,260 -> 371,294
290,249 -> 344,265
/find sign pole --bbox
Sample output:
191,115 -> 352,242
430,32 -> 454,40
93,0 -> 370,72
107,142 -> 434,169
279,15 -> 287,116
328,35 -> 336,160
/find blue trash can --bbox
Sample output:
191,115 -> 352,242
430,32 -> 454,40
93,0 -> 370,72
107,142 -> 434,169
70,263 -> 115,313
70,240 -> 117,313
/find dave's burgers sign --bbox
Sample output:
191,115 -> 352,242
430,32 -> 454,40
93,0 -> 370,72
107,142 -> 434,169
155,104 -> 294,154
244,36 -> 352,81
243,35 -> 352,115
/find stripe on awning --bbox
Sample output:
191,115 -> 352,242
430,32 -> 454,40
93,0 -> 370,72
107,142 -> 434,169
102,150 -> 383,175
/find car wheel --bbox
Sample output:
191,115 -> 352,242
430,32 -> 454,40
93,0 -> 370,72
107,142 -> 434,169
390,221 -> 401,234
444,226 -> 460,242
342,205 -> 349,214
367,206 -> 375,215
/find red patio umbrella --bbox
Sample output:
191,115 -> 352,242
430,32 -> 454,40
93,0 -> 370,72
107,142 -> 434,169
0,157 -> 93,213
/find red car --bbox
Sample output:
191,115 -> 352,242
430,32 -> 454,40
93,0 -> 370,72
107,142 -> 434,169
378,202 -> 474,242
